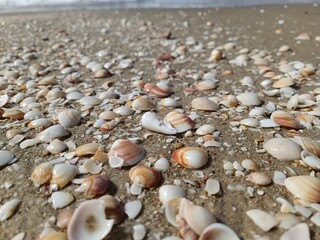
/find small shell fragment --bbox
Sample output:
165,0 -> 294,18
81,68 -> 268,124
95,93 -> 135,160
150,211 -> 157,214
124,200 -> 142,219
199,223 -> 240,240
280,223 -> 310,240
51,192 -> 74,209
204,179 -> 220,195
141,112 -> 177,135
0,150 -> 15,167
246,209 -> 279,231
133,224 -> 147,240
0,199 -> 21,221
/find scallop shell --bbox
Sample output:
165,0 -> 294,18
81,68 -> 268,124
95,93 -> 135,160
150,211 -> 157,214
132,97 -> 155,111
144,83 -> 171,98
31,162 -> 53,186
172,147 -> 208,169
164,111 -> 195,133
0,150 -> 15,167
36,125 -> 69,142
75,175 -> 109,197
159,185 -> 186,204
246,209 -> 279,231
141,112 -> 177,135
191,97 -> 219,111
75,143 -> 101,157
270,111 -> 302,130
108,139 -> 145,166
67,199 -> 114,240
129,165 -> 161,188
236,92 -> 261,106
58,109 -> 81,128
264,138 -> 302,161
284,176 -> 320,203
51,163 -> 77,188
100,195 -> 124,224
297,137 -> 320,158
0,199 -> 21,221
199,223 -> 240,240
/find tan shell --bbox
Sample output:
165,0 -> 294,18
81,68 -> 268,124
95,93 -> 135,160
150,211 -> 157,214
284,176 -> 320,203
199,223 -> 240,240
75,175 -> 109,197
2,108 -> 24,120
164,111 -> 195,133
191,97 -> 219,111
42,232 -> 68,240
297,137 -> 320,158
270,111 -> 302,130
91,148 -> 109,163
51,164 -> 77,188
108,139 -> 145,166
57,208 -> 75,229
31,162 -> 53,186
132,97 -> 155,111
247,172 -> 272,186
129,165 -> 161,188
75,143 -> 101,157
144,83 -> 171,98
172,147 -> 208,169
195,80 -> 217,91
272,78 -> 295,88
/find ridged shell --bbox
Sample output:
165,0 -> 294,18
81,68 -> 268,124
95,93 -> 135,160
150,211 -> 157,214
129,165 -> 161,188
58,109 -> 81,128
164,111 -> 194,133
36,125 -> 69,142
100,195 -> 124,224
264,138 -> 302,161
270,111 -> 302,130
284,176 -> 320,203
144,83 -> 171,98
75,143 -> 100,157
199,223 -> 240,240
75,176 -> 109,197
172,147 -> 208,169
297,137 -> 320,158
191,98 -> 219,111
51,164 -> 77,188
132,97 -> 155,111
31,162 -> 53,186
108,139 -> 145,166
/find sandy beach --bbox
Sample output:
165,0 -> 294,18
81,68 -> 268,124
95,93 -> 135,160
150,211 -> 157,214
0,4 -> 320,240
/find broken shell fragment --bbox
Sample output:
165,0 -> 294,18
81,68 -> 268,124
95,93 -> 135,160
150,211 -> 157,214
52,192 -> 74,209
246,209 -> 279,232
300,151 -> 320,169
270,111 -> 302,130
284,176 -> 320,203
0,150 -> 15,167
124,200 -> 142,219
108,139 -> 145,167
75,143 -> 100,157
129,165 -> 161,188
75,175 -> 109,197
57,208 -> 75,229
2,108 -> 24,120
141,112 -> 177,135
100,195 -> 124,224
264,138 -> 302,161
164,111 -> 195,133
67,199 -> 114,240
31,162 -> 53,187
58,109 -> 81,128
0,199 -> 21,221
36,125 -> 69,142
199,223 -> 240,240
172,147 -> 208,169
159,185 -> 186,204
191,97 -> 219,111
51,163 -> 77,188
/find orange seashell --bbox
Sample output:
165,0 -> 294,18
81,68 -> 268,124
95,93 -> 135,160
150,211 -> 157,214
143,83 -> 171,98
164,111 -> 195,133
129,165 -> 161,188
75,143 -> 101,156
271,111 -> 302,130
172,147 -> 208,169
108,139 -> 145,166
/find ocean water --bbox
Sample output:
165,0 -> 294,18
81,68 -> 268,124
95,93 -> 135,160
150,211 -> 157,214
0,0 -> 319,12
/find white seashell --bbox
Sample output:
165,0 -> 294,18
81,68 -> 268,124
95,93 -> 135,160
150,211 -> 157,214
159,185 -> 186,204
204,179 -> 220,195
199,223 -> 240,240
276,212 -> 298,229
24,109 -> 42,120
247,172 -> 271,186
297,137 -> 320,158
51,163 -> 77,188
164,111 -> 195,133
240,118 -> 259,127
67,199 -> 114,240
133,224 -> 147,240
58,109 -> 81,128
159,98 -> 180,107
240,76 -> 253,86
46,139 -> 67,154
0,94 -> 9,107
246,209 -> 279,231
172,147 -> 208,169
270,111 -> 302,130
284,176 -> 320,202
51,191 -> 74,209
114,106 -> 134,116
20,139 -> 41,149
66,92 -> 84,100
124,200 -> 142,219
273,171 -> 286,185
236,92 -> 261,106
287,94 -> 299,110
82,159 -> 102,174
162,237 -> 182,240
79,96 -> 102,106
276,197 -> 295,213
300,151 -> 320,169
0,199 -> 21,221
0,150 -> 15,167
280,223 -> 310,240
249,107 -> 265,118
260,119 -> 280,128
11,93 -> 26,104
196,124 -> 215,135
11,232 -> 25,240
154,157 -> 171,171
28,118 -> 52,129
241,159 -> 258,171
99,111 -> 118,120
191,97 -> 219,111
310,211 -> 320,227
108,156 -> 124,168
36,125 -> 69,142
264,138 -> 302,161
141,112 -> 177,135
165,198 -> 184,227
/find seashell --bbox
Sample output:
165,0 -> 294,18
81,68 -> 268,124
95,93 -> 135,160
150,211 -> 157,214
28,118 -> 52,129
41,232 -> 68,240
132,97 -> 155,111
114,106 -> 134,116
210,49 -> 223,61
287,94 -> 299,110
246,209 -> 279,231
241,159 -> 258,171
38,75 -> 57,86
195,80 -> 217,91
6,129 -> 22,140
144,83 -> 171,98
191,97 -> 219,111
58,109 -> 81,128
172,147 -> 208,169
108,139 -> 145,166
236,92 -> 261,106
204,179 -> 220,195
284,176 -> 320,202
159,185 -> 186,204
100,195 -> 124,224
154,157 -> 171,171
239,118 -> 259,127
124,200 -> 142,219
75,175 -> 109,197
165,197 -> 184,227
51,163 -> 77,188
36,125 -> 69,142
247,172 -> 272,186
133,224 -> 146,240
2,108 -> 24,120
129,165 -> 161,188
45,88 -> 65,100
31,162 -> 53,186
164,111 -> 195,133
0,94 -> 9,107
11,93 -> 26,104
264,138 -> 302,161
82,159 -> 102,174
24,109 -> 42,120
100,121 -> 117,132
20,139 -> 41,149
67,199 -> 114,240
199,223 -> 240,240
75,143 -> 100,157
276,212 -> 298,229
141,112 -> 177,135
99,111 -> 118,120
51,192 -> 74,209
20,97 -> 36,107
108,155 -> 124,168
270,111 -> 302,130
280,223 -> 310,240
94,69 -> 112,78
66,92 -> 84,100
297,137 -> 320,158
0,150 -> 15,167
47,139 -> 68,154
91,148 -> 109,164
300,151 -> 320,169
272,78 -> 295,88
57,208 -> 75,229
79,96 -> 102,106
160,98 -> 180,107
0,199 -> 21,221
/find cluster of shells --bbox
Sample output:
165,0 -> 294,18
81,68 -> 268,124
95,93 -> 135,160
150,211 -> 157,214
1,7 -> 320,240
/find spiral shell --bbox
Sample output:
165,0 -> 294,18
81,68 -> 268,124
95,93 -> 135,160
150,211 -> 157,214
129,165 -> 161,188
58,109 -> 81,128
75,175 -> 109,197
164,111 -> 195,133
172,147 -> 208,169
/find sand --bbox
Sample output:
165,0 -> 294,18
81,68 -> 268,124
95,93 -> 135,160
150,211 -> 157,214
0,4 -> 320,240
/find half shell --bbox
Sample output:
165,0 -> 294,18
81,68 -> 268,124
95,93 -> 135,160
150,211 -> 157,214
172,147 -> 208,169
264,138 -> 302,161
164,111 -> 195,133
129,165 -> 161,188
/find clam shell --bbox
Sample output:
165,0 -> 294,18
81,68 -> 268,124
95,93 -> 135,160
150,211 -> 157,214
46,139 -> 68,154
79,96 -> 102,106
100,195 -> 124,224
20,139 -> 41,149
75,143 -> 100,157
99,111 -> 118,120
51,163 -> 77,188
0,199 -> 21,221
199,223 -> 240,240
172,147 -> 208,169
144,83 -> 171,98
45,88 -> 65,100
58,109 -> 81,128
0,150 -> 15,167
132,97 -> 155,111
31,162 -> 53,186
75,175 -> 109,197
247,172 -> 272,186
272,78 -> 295,88
236,92 -> 261,106
164,111 -> 195,133
114,106 -> 134,116
297,137 -> 320,158
28,118 -> 53,129
129,165 -> 161,188
2,108 -> 24,120
284,176 -> 320,203
300,151 -> 320,169
108,139 -> 145,166
51,191 -> 74,209
67,199 -> 114,240
246,209 -> 279,231
141,112 -> 177,135
124,200 -> 142,219
159,185 -> 186,204
36,125 -> 69,142
191,97 -> 219,111
264,138 -> 302,161
0,94 -> 9,107
195,80 -> 217,91
270,111 -> 302,130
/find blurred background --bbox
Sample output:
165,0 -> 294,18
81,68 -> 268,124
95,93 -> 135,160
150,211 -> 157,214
0,0 -> 319,12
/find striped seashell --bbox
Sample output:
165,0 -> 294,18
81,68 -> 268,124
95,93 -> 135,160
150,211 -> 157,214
271,111 -> 302,130
172,147 -> 208,169
143,83 -> 171,98
129,165 -> 161,188
141,112 -> 177,135
108,139 -> 145,167
58,109 -> 81,128
297,137 -> 320,158
164,111 -> 195,133
75,175 -> 109,197
264,138 -> 302,161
